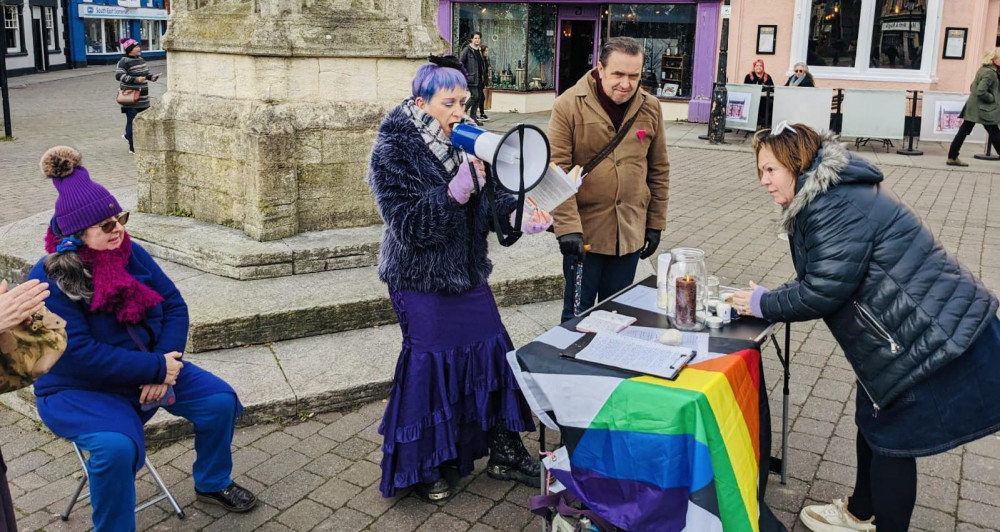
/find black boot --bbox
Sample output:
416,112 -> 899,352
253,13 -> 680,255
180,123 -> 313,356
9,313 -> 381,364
413,477 -> 451,502
487,425 -> 541,488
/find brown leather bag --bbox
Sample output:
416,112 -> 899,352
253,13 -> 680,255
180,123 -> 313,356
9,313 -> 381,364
116,89 -> 140,105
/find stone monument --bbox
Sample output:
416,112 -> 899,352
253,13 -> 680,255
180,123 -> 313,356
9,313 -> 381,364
136,0 -> 445,241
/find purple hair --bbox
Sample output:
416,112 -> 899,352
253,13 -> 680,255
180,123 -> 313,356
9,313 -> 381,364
411,64 -> 468,102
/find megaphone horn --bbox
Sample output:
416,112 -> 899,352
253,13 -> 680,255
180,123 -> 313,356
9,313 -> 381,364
451,123 -> 551,194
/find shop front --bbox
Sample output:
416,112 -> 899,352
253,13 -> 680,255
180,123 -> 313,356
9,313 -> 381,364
2,0 -> 68,76
729,0 -> 1000,93
437,1 -> 723,122
67,0 -> 167,66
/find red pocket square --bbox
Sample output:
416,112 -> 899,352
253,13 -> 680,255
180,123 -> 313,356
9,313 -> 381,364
637,129 -> 646,141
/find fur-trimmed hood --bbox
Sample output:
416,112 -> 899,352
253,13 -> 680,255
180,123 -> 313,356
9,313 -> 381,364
780,132 -> 883,233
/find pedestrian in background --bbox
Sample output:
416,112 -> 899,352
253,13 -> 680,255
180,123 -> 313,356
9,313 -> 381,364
479,45 -> 493,121
744,59 -> 774,86
459,32 -> 485,124
368,56 -> 551,503
734,122 -> 1000,532
946,47 -> 1000,167
115,38 -> 159,154
784,62 -> 816,87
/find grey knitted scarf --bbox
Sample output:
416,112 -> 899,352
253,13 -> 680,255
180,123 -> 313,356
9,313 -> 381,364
402,98 -> 462,176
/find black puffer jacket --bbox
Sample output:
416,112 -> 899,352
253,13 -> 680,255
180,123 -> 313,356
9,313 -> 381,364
759,134 -> 998,413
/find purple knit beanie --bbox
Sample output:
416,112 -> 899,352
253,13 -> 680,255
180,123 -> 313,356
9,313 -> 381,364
40,146 -> 122,235
120,37 -> 139,54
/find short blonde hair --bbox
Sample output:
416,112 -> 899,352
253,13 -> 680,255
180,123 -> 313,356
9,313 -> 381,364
981,48 -> 1000,66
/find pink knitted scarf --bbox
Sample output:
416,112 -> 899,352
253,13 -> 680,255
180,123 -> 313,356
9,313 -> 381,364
45,228 -> 164,323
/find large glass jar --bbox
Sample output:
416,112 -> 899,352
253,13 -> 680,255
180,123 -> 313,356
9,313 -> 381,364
666,247 -> 707,331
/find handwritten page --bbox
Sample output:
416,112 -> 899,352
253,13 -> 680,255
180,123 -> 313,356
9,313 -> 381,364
574,333 -> 695,380
534,327 -> 585,350
618,326 -> 710,354
613,285 -> 665,315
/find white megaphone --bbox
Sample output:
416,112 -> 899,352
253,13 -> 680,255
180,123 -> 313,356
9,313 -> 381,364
451,123 -> 551,246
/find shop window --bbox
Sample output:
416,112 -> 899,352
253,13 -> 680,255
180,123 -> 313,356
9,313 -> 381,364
141,20 -> 162,51
43,7 -> 57,51
795,0 -> 937,81
869,0 -> 926,69
806,0 -> 862,67
606,4 -> 697,99
526,5 -> 556,91
84,18 -> 128,54
3,6 -> 20,53
453,3 -> 531,92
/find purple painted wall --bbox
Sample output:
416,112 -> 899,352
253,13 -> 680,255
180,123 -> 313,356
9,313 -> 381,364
439,0 -> 452,43
688,1 -> 720,122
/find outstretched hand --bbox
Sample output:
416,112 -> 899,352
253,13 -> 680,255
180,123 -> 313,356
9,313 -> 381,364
0,279 -> 50,334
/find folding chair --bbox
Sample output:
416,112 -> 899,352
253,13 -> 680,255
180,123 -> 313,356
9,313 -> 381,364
61,442 -> 186,522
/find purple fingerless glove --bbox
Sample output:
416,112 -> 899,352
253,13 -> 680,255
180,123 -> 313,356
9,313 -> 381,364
447,161 -> 485,205
749,285 -> 770,319
510,211 -> 553,235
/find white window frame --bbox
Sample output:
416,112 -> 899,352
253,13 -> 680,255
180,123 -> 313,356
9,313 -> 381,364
3,6 -> 20,53
83,17 -> 128,54
43,7 -> 56,51
790,0 -> 943,83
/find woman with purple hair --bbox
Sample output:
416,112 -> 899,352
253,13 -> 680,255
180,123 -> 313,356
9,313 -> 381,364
368,56 -> 553,502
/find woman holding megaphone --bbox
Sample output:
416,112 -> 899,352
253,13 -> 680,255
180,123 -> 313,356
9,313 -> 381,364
367,55 -> 553,503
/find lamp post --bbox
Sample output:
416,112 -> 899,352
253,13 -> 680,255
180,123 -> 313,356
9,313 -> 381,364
0,12 -> 12,138
701,0 -> 730,144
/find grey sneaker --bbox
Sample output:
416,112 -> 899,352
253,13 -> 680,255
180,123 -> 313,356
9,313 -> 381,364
946,158 -> 969,167
799,498 -> 876,531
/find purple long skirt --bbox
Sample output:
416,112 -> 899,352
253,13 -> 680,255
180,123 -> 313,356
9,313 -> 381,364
378,284 -> 536,497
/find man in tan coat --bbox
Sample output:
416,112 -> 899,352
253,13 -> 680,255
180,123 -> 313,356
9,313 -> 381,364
548,37 -> 670,322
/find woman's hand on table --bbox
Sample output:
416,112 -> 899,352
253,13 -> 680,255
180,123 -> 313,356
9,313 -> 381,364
139,383 -> 168,404
732,282 -> 769,318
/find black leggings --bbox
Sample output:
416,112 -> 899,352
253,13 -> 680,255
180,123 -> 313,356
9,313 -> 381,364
948,119 -> 1000,159
846,433 -> 917,532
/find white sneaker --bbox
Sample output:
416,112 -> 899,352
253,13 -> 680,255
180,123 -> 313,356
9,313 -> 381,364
800,498 -> 876,532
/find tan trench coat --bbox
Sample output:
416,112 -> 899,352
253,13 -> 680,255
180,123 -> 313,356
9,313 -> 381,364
548,70 -> 670,256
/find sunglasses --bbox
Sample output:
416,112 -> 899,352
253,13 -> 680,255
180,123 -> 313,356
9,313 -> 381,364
794,69 -> 806,73
92,212 -> 130,233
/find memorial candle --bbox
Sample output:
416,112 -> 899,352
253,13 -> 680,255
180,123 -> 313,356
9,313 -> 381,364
675,274 -> 697,327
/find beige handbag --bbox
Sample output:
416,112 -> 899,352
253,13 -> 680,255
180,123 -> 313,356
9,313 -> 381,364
0,306 -> 67,393
116,89 -> 140,105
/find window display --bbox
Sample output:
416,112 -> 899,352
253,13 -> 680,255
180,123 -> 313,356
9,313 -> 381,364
606,4 -> 697,99
870,0 -> 926,69
141,20 -> 163,51
85,18 -> 127,54
43,7 -> 56,50
806,0 -> 926,70
806,0 -> 862,67
453,3 -> 555,92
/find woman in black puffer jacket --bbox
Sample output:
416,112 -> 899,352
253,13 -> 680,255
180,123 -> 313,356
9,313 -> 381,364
733,122 -> 1000,532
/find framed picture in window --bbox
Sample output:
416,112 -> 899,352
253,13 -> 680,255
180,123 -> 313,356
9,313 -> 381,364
942,28 -> 967,60
756,25 -> 777,55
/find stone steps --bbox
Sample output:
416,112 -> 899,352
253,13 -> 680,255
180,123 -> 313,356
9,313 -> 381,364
0,193 -> 566,352
0,299 -> 566,442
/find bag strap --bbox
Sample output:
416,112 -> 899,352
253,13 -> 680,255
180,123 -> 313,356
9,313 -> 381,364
125,324 -> 149,352
580,94 -> 646,177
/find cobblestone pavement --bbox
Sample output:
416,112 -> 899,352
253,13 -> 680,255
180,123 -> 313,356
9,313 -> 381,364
2,68 -> 999,532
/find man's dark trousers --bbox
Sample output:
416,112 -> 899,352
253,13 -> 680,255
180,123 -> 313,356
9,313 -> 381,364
560,251 -> 641,323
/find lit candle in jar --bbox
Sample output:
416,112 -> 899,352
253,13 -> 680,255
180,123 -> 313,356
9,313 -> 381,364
675,275 -> 697,327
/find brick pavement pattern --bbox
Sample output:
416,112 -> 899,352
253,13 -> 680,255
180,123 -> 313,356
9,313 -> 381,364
2,68 -> 1000,531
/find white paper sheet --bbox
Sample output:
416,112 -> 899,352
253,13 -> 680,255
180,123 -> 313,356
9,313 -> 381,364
574,333 -> 695,380
613,285 -> 666,315
618,326 -> 710,354
533,327 -> 585,350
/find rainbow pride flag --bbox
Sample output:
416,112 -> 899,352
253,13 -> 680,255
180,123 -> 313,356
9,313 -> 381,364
510,343 -> 761,532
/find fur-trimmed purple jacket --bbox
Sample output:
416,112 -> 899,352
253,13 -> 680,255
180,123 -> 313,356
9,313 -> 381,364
368,105 -> 518,294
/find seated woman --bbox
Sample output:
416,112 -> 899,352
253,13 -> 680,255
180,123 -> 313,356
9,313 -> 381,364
28,147 -> 257,532
784,62 -> 816,87
368,56 -> 553,502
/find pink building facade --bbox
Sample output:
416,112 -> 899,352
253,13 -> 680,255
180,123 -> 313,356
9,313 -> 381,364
727,0 -> 1000,93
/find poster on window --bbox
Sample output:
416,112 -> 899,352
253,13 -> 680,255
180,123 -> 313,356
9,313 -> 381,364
724,84 -> 762,131
920,92 -> 988,143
